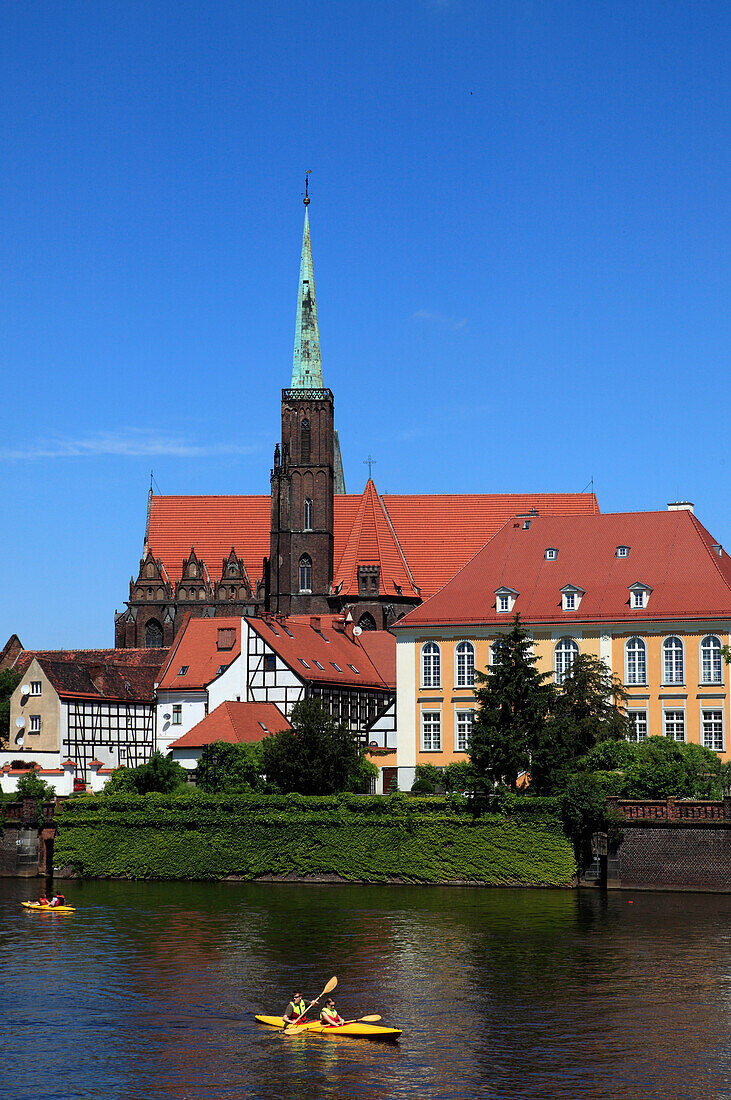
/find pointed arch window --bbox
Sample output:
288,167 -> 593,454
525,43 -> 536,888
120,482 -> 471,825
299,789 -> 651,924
455,641 -> 475,688
303,498 -> 313,531
300,418 -> 311,464
145,619 -> 164,649
299,554 -> 312,593
554,637 -> 579,683
701,635 -> 723,684
625,637 -> 647,685
663,636 -> 684,684
357,613 -> 377,632
421,642 -> 441,689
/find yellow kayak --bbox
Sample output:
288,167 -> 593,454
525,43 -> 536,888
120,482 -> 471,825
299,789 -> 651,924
22,901 -> 76,913
255,1015 -> 401,1041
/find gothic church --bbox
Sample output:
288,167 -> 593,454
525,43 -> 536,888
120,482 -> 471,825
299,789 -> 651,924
115,196 -> 599,649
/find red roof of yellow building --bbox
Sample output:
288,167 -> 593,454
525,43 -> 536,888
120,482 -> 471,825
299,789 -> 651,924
396,509 -> 731,629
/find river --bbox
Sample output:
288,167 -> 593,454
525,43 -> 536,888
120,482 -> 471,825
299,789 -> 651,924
3,878 -> 731,1099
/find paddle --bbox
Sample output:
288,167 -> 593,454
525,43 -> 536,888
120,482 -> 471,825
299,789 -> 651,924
284,975 -> 338,1030
342,1014 -> 382,1024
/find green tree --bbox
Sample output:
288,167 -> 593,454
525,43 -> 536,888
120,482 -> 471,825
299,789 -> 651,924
469,614 -> 554,790
622,736 -> 720,800
532,654 -> 629,794
560,772 -> 616,865
259,699 -> 363,795
102,752 -> 187,795
196,741 -> 263,793
0,669 -> 21,750
16,770 -> 56,805
410,763 -> 444,794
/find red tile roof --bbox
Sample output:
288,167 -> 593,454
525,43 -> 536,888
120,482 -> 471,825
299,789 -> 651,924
147,489 -> 599,598
169,701 -> 291,748
157,617 -> 241,691
333,479 -> 418,597
395,510 -> 731,629
15,650 -> 166,701
248,615 -> 396,690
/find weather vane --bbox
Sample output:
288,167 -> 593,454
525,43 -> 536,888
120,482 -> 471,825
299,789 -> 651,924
304,170 -> 312,206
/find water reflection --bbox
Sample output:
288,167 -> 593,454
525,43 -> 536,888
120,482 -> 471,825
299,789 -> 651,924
3,879 -> 731,1098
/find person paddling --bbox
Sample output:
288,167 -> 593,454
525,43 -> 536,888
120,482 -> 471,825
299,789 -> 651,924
283,990 -> 308,1026
320,998 -> 346,1028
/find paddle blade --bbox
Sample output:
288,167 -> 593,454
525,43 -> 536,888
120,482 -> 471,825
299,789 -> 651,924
359,1014 -> 381,1023
320,975 -> 338,998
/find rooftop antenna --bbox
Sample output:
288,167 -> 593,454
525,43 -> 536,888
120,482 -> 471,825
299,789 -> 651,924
581,475 -> 594,494
364,455 -> 377,479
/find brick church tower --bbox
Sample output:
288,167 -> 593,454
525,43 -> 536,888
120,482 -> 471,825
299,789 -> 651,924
268,187 -> 344,613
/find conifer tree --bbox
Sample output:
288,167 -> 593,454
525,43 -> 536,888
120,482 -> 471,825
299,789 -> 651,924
469,614 -> 554,790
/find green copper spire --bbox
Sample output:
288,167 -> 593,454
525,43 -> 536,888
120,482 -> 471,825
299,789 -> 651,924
291,183 -> 323,389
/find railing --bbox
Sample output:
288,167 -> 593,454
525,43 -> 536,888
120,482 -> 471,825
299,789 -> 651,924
607,796 -> 731,821
281,388 -> 332,401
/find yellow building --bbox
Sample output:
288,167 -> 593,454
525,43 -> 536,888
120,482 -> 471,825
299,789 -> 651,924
393,504 -> 731,790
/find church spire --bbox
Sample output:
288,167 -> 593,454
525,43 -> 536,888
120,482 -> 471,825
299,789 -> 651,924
291,176 -> 323,389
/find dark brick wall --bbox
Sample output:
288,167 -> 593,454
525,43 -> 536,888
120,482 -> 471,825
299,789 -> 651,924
614,824 -> 731,891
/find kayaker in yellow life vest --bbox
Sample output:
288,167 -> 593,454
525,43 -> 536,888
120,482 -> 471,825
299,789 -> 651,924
320,998 -> 346,1028
283,990 -> 308,1026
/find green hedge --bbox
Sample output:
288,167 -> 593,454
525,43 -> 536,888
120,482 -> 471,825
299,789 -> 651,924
54,792 -> 575,885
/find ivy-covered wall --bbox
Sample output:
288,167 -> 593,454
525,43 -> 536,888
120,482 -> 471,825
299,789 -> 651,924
54,793 -> 576,886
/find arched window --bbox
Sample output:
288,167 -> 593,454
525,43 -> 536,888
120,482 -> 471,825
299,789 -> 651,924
358,613 -> 377,632
625,637 -> 647,685
701,635 -> 723,684
421,642 -> 441,688
455,641 -> 475,687
299,554 -> 312,593
663,636 -> 684,684
300,418 -> 311,464
303,498 -> 313,531
145,619 -> 163,648
554,637 -> 579,683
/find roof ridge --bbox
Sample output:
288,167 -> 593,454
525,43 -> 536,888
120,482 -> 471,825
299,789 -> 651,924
375,487 -> 418,593
687,510 -> 731,593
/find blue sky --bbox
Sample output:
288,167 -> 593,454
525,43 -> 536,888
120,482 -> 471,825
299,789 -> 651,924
1,1 -> 729,648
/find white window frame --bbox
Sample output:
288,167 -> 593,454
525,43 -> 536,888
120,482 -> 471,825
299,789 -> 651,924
616,546 -> 630,558
421,709 -> 442,752
663,708 -> 685,742
303,498 -> 313,531
624,637 -> 647,686
455,641 -> 476,688
30,681 -> 42,696
554,637 -> 579,683
421,642 -> 441,689
560,585 -> 584,612
29,714 -> 41,733
495,587 -> 517,614
498,594 -> 509,613
454,708 -> 474,752
627,709 -> 648,743
544,548 -> 558,561
701,707 -> 724,752
662,636 -> 685,685
298,555 -> 312,593
700,635 -> 723,685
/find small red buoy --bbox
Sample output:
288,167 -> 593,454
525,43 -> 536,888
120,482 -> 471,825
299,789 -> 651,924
628,900 -> 633,904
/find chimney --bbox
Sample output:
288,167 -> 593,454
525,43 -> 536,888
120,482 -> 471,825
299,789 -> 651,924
332,616 -> 346,633
310,616 -> 321,633
667,501 -> 694,514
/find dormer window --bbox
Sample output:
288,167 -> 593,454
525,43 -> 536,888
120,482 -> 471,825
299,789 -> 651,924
629,582 -> 651,610
544,548 -> 558,561
616,546 -> 630,558
561,584 -> 585,612
495,587 -> 518,614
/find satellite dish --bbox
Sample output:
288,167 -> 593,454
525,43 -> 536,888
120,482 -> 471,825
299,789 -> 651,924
15,716 -> 25,728
353,626 -> 362,636
20,684 -> 30,696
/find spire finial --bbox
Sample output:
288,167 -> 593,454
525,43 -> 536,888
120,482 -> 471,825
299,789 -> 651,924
303,169 -> 311,206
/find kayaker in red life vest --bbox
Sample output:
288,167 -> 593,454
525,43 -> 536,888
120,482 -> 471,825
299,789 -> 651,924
283,990 -> 308,1026
320,999 -> 346,1028
49,894 -> 65,908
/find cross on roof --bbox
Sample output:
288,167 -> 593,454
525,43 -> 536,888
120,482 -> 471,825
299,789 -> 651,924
364,455 -> 377,478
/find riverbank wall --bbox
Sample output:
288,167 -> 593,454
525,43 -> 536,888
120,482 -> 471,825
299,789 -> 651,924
604,797 -> 731,892
52,793 -> 576,886
0,798 -> 56,877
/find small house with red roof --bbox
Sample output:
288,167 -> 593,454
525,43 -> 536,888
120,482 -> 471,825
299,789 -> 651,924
2,647 -> 167,792
393,504 -> 731,791
168,701 -> 291,770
